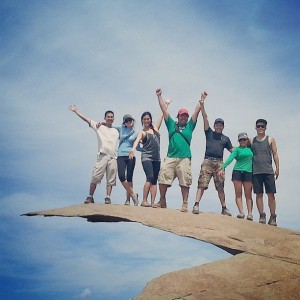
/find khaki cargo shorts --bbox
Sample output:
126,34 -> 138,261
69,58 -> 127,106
197,159 -> 224,191
158,157 -> 192,187
91,154 -> 117,186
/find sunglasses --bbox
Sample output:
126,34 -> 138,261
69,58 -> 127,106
256,125 -> 265,128
125,118 -> 133,122
239,138 -> 247,142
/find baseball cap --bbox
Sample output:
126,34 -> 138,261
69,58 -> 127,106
238,132 -> 248,140
177,108 -> 189,117
123,114 -> 134,123
214,118 -> 224,125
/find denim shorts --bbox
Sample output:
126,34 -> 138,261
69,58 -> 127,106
231,170 -> 252,182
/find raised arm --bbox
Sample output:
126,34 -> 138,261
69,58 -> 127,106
155,98 -> 172,130
200,97 -> 209,131
191,92 -> 207,122
156,88 -> 169,120
129,131 -> 146,159
270,136 -> 279,179
69,105 -> 91,125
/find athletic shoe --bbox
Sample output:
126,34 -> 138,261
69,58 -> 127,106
192,204 -> 199,214
237,213 -> 245,219
153,197 -> 167,208
259,212 -> 266,224
124,200 -> 130,206
221,208 -> 232,216
84,196 -> 94,204
180,202 -> 188,213
246,214 -> 253,221
132,193 -> 139,206
268,214 -> 277,226
104,197 -> 111,204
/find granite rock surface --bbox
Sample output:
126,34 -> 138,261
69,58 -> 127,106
23,204 -> 300,299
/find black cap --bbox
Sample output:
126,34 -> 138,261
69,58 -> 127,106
214,118 -> 224,125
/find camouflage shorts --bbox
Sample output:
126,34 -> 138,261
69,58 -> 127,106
197,159 -> 224,191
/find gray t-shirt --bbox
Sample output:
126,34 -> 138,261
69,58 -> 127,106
204,127 -> 232,159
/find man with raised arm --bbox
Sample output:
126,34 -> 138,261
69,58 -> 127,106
192,98 -> 233,216
69,105 -> 121,205
156,88 -> 207,212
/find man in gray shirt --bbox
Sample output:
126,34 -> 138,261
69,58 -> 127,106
251,119 -> 279,226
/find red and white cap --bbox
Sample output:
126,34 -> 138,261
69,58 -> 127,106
177,108 -> 189,117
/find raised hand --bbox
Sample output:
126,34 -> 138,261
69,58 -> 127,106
164,98 -> 172,106
68,104 -> 77,112
156,88 -> 162,96
200,91 -> 208,103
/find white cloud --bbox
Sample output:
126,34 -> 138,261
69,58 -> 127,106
78,288 -> 92,299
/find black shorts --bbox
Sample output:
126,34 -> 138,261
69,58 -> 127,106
231,170 -> 252,182
252,173 -> 276,194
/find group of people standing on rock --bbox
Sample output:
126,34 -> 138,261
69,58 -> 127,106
69,88 -> 279,226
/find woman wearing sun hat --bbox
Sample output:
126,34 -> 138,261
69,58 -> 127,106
218,132 -> 254,220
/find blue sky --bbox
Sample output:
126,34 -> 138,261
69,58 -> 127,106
1,0 -> 299,299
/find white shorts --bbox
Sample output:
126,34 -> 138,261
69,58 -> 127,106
91,154 -> 117,186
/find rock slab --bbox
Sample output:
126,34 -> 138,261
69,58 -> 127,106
23,204 -> 300,299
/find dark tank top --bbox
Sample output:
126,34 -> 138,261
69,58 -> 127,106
141,132 -> 160,162
252,136 -> 274,175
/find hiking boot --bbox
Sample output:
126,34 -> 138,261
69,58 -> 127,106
221,208 -> 232,216
104,197 -> 111,204
124,200 -> 130,206
132,193 -> 139,206
259,212 -> 266,224
192,204 -> 199,214
268,214 -> 277,226
246,214 -> 253,221
153,197 -> 167,208
180,202 -> 188,213
237,213 -> 245,219
84,196 -> 95,204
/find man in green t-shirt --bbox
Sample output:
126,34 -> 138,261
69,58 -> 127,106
155,88 -> 207,212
